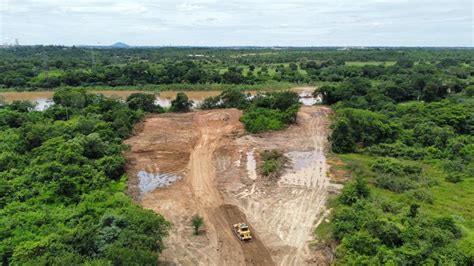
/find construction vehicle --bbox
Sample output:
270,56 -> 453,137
233,223 -> 252,241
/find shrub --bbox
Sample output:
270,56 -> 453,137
410,189 -> 434,204
338,177 -> 370,205
371,158 -> 422,176
191,215 -> 204,235
375,175 -> 416,193
445,173 -> 464,183
259,150 -> 288,179
170,92 -> 193,112
126,93 -> 162,113
240,106 -> 298,133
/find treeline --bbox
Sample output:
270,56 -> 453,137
1,46 -> 472,89
321,56 -> 474,262
0,89 -> 170,264
200,89 -> 301,133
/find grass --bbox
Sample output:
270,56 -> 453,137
336,153 -> 474,257
314,219 -> 332,241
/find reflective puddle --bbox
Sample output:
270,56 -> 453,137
137,171 -> 182,193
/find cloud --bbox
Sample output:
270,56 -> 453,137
0,0 -> 472,46
177,3 -> 203,12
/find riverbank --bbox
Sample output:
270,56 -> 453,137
0,86 -> 320,110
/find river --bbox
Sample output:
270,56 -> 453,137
0,87 -> 320,111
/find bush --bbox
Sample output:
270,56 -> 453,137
170,92 -> 193,112
259,150 -> 288,179
375,175 -> 416,193
199,95 -> 221,109
240,106 -> 298,133
191,215 -> 204,235
126,93 -> 162,113
338,177 -> 370,205
410,189 -> 434,204
445,173 -> 464,183
371,158 -> 422,176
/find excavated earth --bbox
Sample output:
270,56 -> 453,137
125,106 -> 338,265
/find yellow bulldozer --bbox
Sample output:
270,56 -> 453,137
233,223 -> 252,241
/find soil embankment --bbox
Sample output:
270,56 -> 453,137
125,106 -> 335,265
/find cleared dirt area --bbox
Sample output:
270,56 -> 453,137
125,106 -> 336,265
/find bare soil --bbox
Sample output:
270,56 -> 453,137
125,106 -> 336,265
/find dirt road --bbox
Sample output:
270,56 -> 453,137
126,109 -> 273,265
125,106 -> 335,265
229,106 -> 336,265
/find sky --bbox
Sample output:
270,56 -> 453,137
0,0 -> 472,47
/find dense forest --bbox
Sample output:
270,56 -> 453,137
316,55 -> 473,264
0,46 -> 472,90
0,89 -> 170,264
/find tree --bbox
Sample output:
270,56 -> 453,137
396,57 -> 415,68
126,93 -> 162,113
6,101 -> 36,113
191,215 -> 204,235
330,118 -> 356,153
170,92 -> 193,112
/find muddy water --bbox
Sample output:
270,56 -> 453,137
0,87 -> 319,111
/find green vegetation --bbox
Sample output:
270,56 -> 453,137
191,215 -> 204,235
318,50 -> 474,264
259,150 -> 289,179
0,89 -> 170,265
200,89 -> 301,133
330,155 -> 473,265
170,92 -> 193,112
1,46 -> 473,265
126,92 -> 163,113
1,46 -> 472,91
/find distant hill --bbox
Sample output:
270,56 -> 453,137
110,42 -> 130,48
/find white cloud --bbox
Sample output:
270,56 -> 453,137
0,0 -> 472,46
177,3 -> 203,12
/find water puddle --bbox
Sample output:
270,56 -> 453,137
138,171 -> 182,193
279,150 -> 327,188
298,91 -> 321,106
246,149 -> 257,180
35,98 -> 54,111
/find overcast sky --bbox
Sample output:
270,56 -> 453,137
0,0 -> 472,46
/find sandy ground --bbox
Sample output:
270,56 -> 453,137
125,105 -> 336,265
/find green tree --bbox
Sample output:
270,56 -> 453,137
191,215 -> 204,235
126,93 -> 162,113
170,92 -> 193,112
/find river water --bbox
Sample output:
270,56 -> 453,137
0,87 -> 320,111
